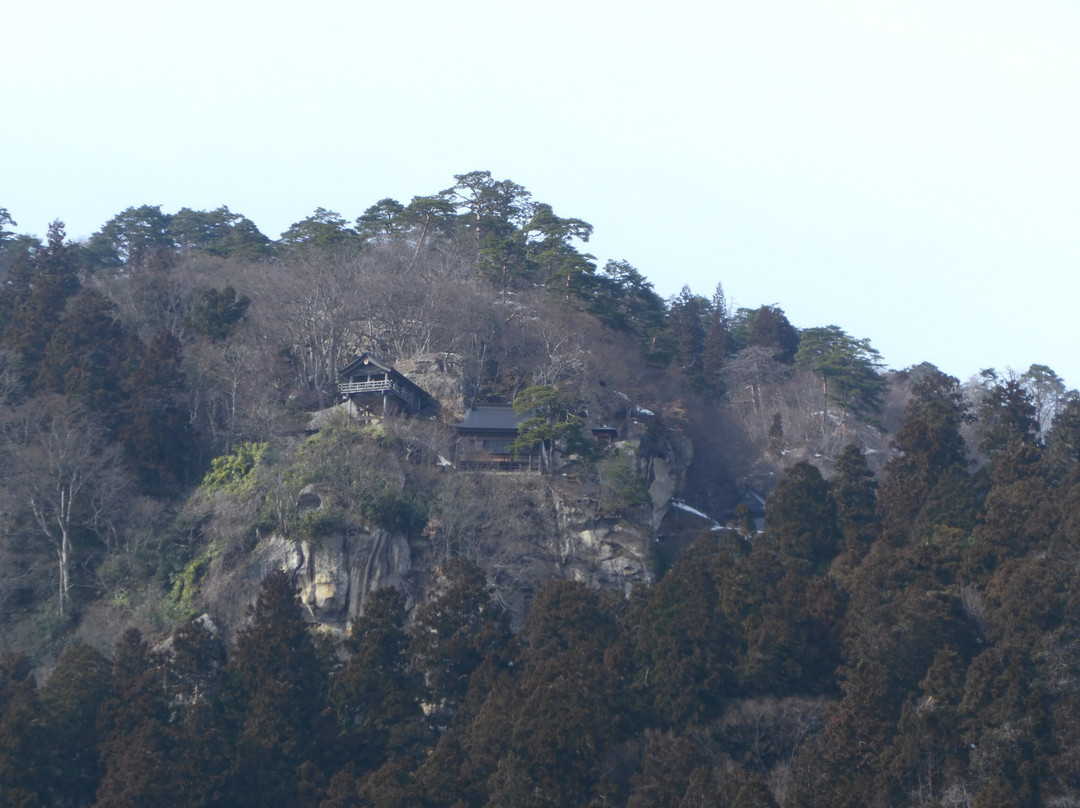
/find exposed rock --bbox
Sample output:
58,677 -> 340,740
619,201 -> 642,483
202,489 -> 412,637
395,352 -> 467,420
551,488 -> 654,592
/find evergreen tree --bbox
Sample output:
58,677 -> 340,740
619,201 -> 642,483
978,378 -> 1040,460
94,629 -> 172,807
0,652 -> 44,806
169,206 -> 271,259
829,444 -> 878,567
1045,392 -> 1080,483
701,282 -> 732,395
746,305 -> 799,363
410,558 -> 511,712
666,286 -> 710,384
278,208 -> 361,253
484,581 -> 630,807
2,221 -> 81,388
633,535 -> 739,726
87,205 -> 175,268
877,368 -> 973,545
765,461 -> 840,574
794,325 -> 886,431
38,287 -> 135,426
228,570 -> 331,808
185,286 -> 250,342
330,587 -> 425,775
119,330 -> 192,493
965,439 -> 1053,575
37,643 -> 112,808
164,616 -> 231,808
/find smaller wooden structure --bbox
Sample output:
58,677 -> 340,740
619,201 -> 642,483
591,426 -> 619,445
453,403 -> 541,472
338,354 -> 428,418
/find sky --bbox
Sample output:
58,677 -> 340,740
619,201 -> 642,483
5,0 -> 1080,388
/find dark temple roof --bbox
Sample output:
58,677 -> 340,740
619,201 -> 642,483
454,403 -> 531,433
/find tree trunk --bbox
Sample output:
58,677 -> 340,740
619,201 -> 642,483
822,376 -> 830,445
57,529 -> 71,616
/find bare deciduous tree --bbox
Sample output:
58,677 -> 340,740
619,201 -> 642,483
1,396 -> 131,615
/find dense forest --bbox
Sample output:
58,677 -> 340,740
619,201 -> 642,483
1,174 -> 1079,806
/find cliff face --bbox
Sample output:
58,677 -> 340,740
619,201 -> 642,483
197,435 -> 685,633
202,520 -> 412,639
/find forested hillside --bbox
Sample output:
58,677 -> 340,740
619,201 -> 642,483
1,175 -> 1079,806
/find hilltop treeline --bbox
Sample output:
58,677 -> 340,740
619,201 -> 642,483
0,171 -> 908,631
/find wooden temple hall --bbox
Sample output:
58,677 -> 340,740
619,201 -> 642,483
453,403 -> 542,472
338,354 -> 428,418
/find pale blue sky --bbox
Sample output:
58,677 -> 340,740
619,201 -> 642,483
5,1 -> 1080,386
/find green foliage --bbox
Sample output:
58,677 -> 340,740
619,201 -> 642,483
795,325 -> 886,422
94,629 -> 173,807
1,222 -> 81,387
169,205 -> 271,260
119,330 -> 193,494
6,174 -> 1080,806
0,651 -> 44,805
252,418 -> 426,540
511,384 -> 596,466
633,538 -> 740,726
293,505 -> 348,543
87,204 -> 175,267
185,285 -> 250,341
330,587 -> 426,774
409,558 -> 511,709
765,461 -> 840,573
597,449 -> 651,518
279,207 -> 360,253
747,304 -> 799,363
202,442 -> 267,492
877,368 -> 975,545
37,643 -> 112,807
167,546 -> 218,621
829,444 -> 879,566
1046,392 -> 1080,481
357,484 -> 427,537
667,285 -> 710,382
579,259 -> 668,352
977,377 -> 1040,459
355,197 -> 407,244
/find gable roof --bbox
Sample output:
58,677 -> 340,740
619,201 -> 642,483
454,403 -> 530,433
339,352 -> 397,377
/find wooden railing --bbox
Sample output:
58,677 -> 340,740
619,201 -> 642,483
338,379 -> 418,410
457,450 -> 542,472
